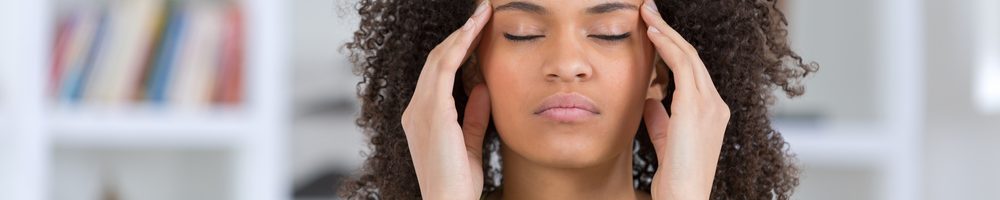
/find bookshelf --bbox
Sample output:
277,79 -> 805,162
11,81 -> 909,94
0,0 -> 289,199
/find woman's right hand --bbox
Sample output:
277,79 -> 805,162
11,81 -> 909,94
399,1 -> 492,199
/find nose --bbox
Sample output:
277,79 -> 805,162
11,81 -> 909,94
541,35 -> 593,82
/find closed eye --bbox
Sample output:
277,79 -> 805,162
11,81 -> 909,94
503,33 -> 544,42
589,32 -> 631,41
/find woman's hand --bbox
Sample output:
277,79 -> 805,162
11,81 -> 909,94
639,0 -> 731,199
399,1 -> 492,200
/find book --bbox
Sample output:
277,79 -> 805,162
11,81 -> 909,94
49,0 -> 245,108
170,1 -> 222,109
57,6 -> 100,104
215,3 -> 244,106
86,0 -> 163,106
49,12 -> 76,98
68,6 -> 110,103
146,1 -> 187,105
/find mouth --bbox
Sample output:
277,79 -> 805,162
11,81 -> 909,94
533,93 -> 601,123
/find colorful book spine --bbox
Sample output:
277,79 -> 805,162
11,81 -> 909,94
49,13 -> 76,98
58,6 -> 99,104
147,2 -> 187,105
68,7 -> 109,103
215,3 -> 244,105
49,0 -> 245,108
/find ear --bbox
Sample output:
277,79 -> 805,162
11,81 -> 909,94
461,55 -> 485,95
646,55 -> 669,101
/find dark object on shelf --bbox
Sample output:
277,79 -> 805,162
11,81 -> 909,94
100,170 -> 120,200
293,170 -> 349,199
297,97 -> 357,118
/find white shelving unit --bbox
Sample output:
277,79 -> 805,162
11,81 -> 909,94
0,0 -> 289,199
779,0 -> 923,200
975,0 -> 1000,114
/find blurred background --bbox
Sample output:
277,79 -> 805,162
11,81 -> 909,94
0,0 -> 997,199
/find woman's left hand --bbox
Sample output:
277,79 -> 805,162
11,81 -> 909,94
639,0 -> 731,199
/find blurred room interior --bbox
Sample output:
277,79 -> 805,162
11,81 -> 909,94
1,0 -> 998,199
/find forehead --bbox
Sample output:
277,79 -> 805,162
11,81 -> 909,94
488,0 -> 645,4
489,0 -> 645,12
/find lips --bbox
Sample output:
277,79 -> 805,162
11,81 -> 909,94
533,93 -> 600,123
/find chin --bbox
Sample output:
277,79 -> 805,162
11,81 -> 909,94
498,123 -> 636,169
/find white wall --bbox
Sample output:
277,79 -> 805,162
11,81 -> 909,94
923,0 -> 1000,199
288,0 -> 365,188
779,0 -> 882,124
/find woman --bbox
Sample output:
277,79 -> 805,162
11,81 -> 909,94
340,0 -> 817,199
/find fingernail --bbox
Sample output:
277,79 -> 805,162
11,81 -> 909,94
463,18 -> 475,31
648,26 -> 661,34
645,0 -> 658,13
474,0 -> 489,17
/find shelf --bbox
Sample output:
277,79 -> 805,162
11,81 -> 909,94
48,108 -> 252,148
51,148 -> 233,200
52,129 -> 245,149
783,134 -> 889,168
775,121 -> 902,167
48,107 -> 251,132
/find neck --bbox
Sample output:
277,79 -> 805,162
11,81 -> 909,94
498,144 -> 645,200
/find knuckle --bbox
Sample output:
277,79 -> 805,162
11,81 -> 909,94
427,47 -> 463,71
442,106 -> 459,121
400,115 -> 411,132
438,57 -> 461,69
463,119 -> 486,131
716,101 -> 731,119
428,45 -> 445,59
674,55 -> 692,68
401,109 -> 413,126
648,128 -> 668,140
684,44 -> 698,55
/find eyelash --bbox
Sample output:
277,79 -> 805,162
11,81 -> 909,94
503,33 -> 544,42
590,32 -> 631,41
502,32 -> 632,42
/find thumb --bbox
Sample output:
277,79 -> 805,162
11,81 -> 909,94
643,99 -> 670,163
462,84 -> 492,156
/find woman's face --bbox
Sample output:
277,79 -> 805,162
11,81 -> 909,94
475,0 -> 660,168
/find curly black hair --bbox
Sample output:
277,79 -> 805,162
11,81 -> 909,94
338,0 -> 817,199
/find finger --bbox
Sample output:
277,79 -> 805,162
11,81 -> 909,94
462,84 -> 492,156
465,0 -> 493,60
640,0 -> 698,96
645,26 -> 697,96
641,0 -> 718,96
418,0 -> 493,99
641,0 -> 697,55
438,0 -> 492,73
656,26 -> 715,96
657,25 -> 716,95
643,99 -> 670,163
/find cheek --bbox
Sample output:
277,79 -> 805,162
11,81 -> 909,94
596,59 -> 652,125
479,54 -> 535,117
590,48 -> 655,136
593,48 -> 654,100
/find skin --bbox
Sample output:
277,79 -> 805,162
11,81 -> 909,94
399,0 -> 730,199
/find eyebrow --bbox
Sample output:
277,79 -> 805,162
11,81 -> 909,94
586,2 -> 639,14
494,1 -> 546,14
493,1 -> 638,15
